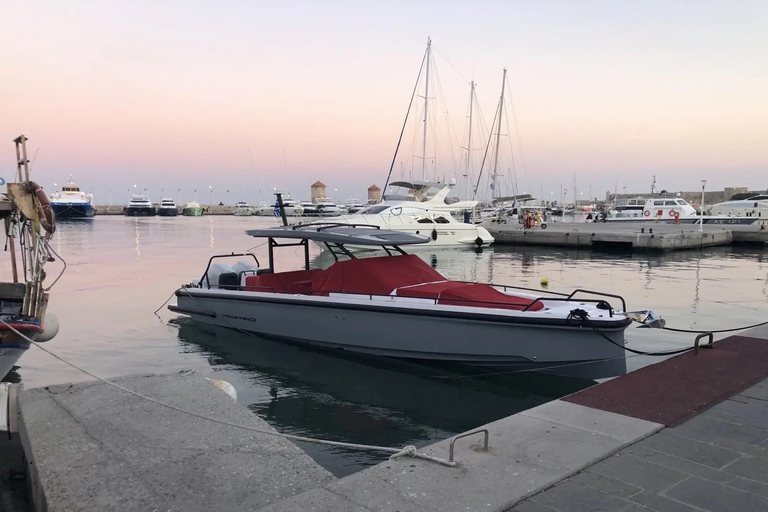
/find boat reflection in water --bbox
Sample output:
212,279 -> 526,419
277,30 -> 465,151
172,317 -> 591,477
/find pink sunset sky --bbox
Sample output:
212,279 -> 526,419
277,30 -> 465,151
1,0 -> 766,205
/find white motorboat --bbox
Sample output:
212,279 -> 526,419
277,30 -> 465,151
604,197 -> 763,226
157,197 -> 179,216
343,198 -> 366,214
709,194 -> 768,220
1,136 -> 61,378
125,195 -> 156,216
169,224 -> 644,379
233,201 -> 254,216
253,202 -> 275,216
48,176 -> 95,218
315,204 -> 494,249
315,200 -> 342,217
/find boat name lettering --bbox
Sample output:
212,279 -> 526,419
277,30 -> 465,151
223,314 -> 257,322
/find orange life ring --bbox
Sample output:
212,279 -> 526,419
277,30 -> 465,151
673,210 -> 680,218
28,182 -> 56,233
643,210 -> 650,217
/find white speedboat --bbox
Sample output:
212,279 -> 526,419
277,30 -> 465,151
49,176 -> 95,218
157,197 -> 178,216
233,201 -> 253,216
317,204 -> 494,249
169,224 -> 640,379
125,195 -> 156,216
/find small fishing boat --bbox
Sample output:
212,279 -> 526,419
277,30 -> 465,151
169,222 -> 647,379
125,195 -> 156,216
233,201 -> 253,216
182,201 -> 204,216
1,136 -> 61,378
157,197 -> 179,216
48,176 -> 95,218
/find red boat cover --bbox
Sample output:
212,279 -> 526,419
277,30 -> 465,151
311,254 -> 445,295
396,281 -> 544,311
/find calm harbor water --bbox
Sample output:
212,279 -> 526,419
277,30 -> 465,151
3,216 -> 767,476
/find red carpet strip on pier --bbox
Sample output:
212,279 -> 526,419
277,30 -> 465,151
564,335 -> 768,426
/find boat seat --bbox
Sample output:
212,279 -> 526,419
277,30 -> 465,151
395,281 -> 544,311
244,269 -> 319,294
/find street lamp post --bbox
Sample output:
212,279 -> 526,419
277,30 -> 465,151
699,180 -> 707,232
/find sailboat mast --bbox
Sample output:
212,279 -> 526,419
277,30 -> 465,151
421,37 -> 431,182
491,68 -> 507,201
465,81 -> 475,201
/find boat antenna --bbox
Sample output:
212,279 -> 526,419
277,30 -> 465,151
383,37 -> 429,192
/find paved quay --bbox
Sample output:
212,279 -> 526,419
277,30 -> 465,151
487,222 -> 768,251
16,372 -> 333,512
260,326 -> 768,512
4,325 -> 766,511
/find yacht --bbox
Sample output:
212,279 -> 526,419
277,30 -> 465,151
168,224 -> 656,380
343,198 -> 366,214
299,201 -> 319,217
48,176 -> 95,218
253,202 -> 275,216
125,195 -> 156,216
709,194 -> 768,219
157,197 -> 179,216
315,199 -> 342,217
182,201 -> 204,216
233,201 -> 253,216
311,203 -> 494,249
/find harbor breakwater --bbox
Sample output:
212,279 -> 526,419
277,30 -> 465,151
93,205 -> 239,215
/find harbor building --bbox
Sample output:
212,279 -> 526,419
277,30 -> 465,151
367,184 -> 381,204
310,181 -> 327,203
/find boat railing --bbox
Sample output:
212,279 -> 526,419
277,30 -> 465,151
200,283 -> 624,315
199,252 -> 261,289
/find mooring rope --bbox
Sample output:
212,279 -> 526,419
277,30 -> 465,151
0,318 -> 455,467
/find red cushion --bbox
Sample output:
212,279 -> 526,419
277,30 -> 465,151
311,254 -> 445,295
245,269 -> 319,294
396,281 -> 544,311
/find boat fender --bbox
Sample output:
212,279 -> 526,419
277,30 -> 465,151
206,378 -> 238,401
431,229 -> 438,241
474,236 -> 483,247
36,312 -> 59,342
27,182 -> 56,233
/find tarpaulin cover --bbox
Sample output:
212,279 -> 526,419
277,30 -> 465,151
396,281 -> 544,311
311,254 -> 445,295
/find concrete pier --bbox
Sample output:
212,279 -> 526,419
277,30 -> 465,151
15,373 -> 333,511
488,222 -> 768,251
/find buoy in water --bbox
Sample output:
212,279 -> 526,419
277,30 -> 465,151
206,378 -> 238,401
540,277 -> 549,287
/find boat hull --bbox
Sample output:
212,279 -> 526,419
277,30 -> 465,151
183,208 -> 204,216
173,291 -> 628,379
51,202 -> 95,218
125,206 -> 156,217
0,343 -> 29,379
157,207 -> 179,216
